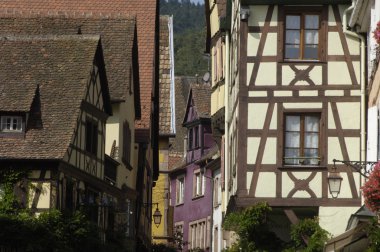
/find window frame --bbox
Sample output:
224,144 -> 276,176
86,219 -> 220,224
283,112 -> 322,166
85,117 -> 98,156
176,175 -> 185,205
0,115 -> 23,132
279,6 -> 327,62
188,127 -> 193,150
193,169 -> 204,198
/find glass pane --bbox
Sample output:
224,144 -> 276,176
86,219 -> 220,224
284,148 -> 300,164
305,30 -> 318,44
304,149 -> 319,165
286,116 -> 300,131
305,15 -> 319,29
285,45 -> 300,59
16,119 -> 22,130
305,133 -> 319,148
286,15 -> 300,29
304,45 -> 318,59
12,118 -> 17,130
6,118 -> 11,130
286,30 -> 300,44
305,116 -> 319,131
285,132 -> 300,148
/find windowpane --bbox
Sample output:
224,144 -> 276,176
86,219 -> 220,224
284,148 -> 300,164
304,45 -> 318,59
286,30 -> 300,44
305,133 -> 319,148
304,31 -> 318,44
286,116 -> 300,131
305,15 -> 319,29
6,118 -> 11,129
305,116 -> 319,131
286,15 -> 300,29
285,132 -> 300,147
285,45 -> 300,59
304,149 -> 319,165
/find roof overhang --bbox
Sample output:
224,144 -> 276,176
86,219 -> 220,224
348,0 -> 371,33
241,0 -> 351,4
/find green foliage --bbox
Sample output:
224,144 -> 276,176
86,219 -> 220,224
0,167 -> 28,214
289,218 -> 330,252
160,0 -> 209,76
152,243 -> 178,252
366,218 -> 380,252
223,202 -> 283,252
0,210 -> 102,252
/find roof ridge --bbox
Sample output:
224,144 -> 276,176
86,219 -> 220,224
0,9 -> 136,20
0,34 -> 100,41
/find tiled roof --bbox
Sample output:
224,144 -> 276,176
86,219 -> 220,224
0,14 -> 136,102
0,35 -> 101,160
191,83 -> 212,119
0,0 -> 157,129
159,15 -> 172,135
168,77 -> 193,159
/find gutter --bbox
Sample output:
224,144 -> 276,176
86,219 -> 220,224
343,1 -> 366,165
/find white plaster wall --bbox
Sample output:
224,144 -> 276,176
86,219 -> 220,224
247,33 -> 260,57
367,106 -> 378,161
248,103 -> 268,129
255,172 -> 276,197
249,5 -> 268,27
262,137 -> 276,164
255,63 -> 277,86
328,32 -> 344,55
263,33 -> 277,56
29,182 -> 50,209
269,104 -> 277,130
319,207 -> 359,236
249,91 -> 267,97
328,62 -> 352,85
336,102 -> 361,129
283,103 -> 322,109
247,137 -> 260,164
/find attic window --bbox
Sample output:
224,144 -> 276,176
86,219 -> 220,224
1,116 -> 23,132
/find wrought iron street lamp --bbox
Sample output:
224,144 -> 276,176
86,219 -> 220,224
143,202 -> 162,228
327,159 -> 378,198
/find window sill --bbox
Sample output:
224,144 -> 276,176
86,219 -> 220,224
280,60 -> 326,64
192,194 -> 204,200
176,202 -> 184,207
279,165 -> 327,171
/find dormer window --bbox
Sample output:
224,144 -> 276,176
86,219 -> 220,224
1,116 -> 23,132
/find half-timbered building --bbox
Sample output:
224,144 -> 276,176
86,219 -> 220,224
226,0 -> 364,240
0,34 -> 125,234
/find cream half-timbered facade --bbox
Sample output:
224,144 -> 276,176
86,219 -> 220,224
227,0 -> 363,237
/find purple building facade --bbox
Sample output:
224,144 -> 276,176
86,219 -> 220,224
170,84 -> 215,252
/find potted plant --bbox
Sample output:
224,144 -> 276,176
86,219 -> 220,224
373,21 -> 380,45
362,162 -> 380,213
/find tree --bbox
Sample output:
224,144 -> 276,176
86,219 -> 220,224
223,202 -> 283,251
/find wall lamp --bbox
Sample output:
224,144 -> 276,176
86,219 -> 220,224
327,159 -> 377,198
142,202 -> 162,228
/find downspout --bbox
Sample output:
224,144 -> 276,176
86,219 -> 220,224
225,29 -> 231,208
343,1 -> 366,164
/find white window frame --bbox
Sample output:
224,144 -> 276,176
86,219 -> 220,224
193,169 -> 204,198
176,175 -> 185,205
1,116 -> 23,132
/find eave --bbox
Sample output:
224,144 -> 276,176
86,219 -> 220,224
241,0 -> 351,4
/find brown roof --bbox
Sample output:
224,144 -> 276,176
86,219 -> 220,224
0,0 -> 157,129
0,35 -> 103,160
182,82 -> 212,125
0,14 -> 136,102
190,83 -> 212,119
159,15 -> 173,135
168,77 -> 193,159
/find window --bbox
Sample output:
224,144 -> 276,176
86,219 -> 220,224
213,177 -> 221,207
285,12 -> 320,60
174,222 -> 184,246
194,126 -> 199,148
284,114 -> 320,165
176,176 -> 185,205
193,170 -> 204,198
1,116 -> 23,132
188,128 -> 193,150
122,121 -> 131,166
85,119 -> 98,155
189,219 -> 208,250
